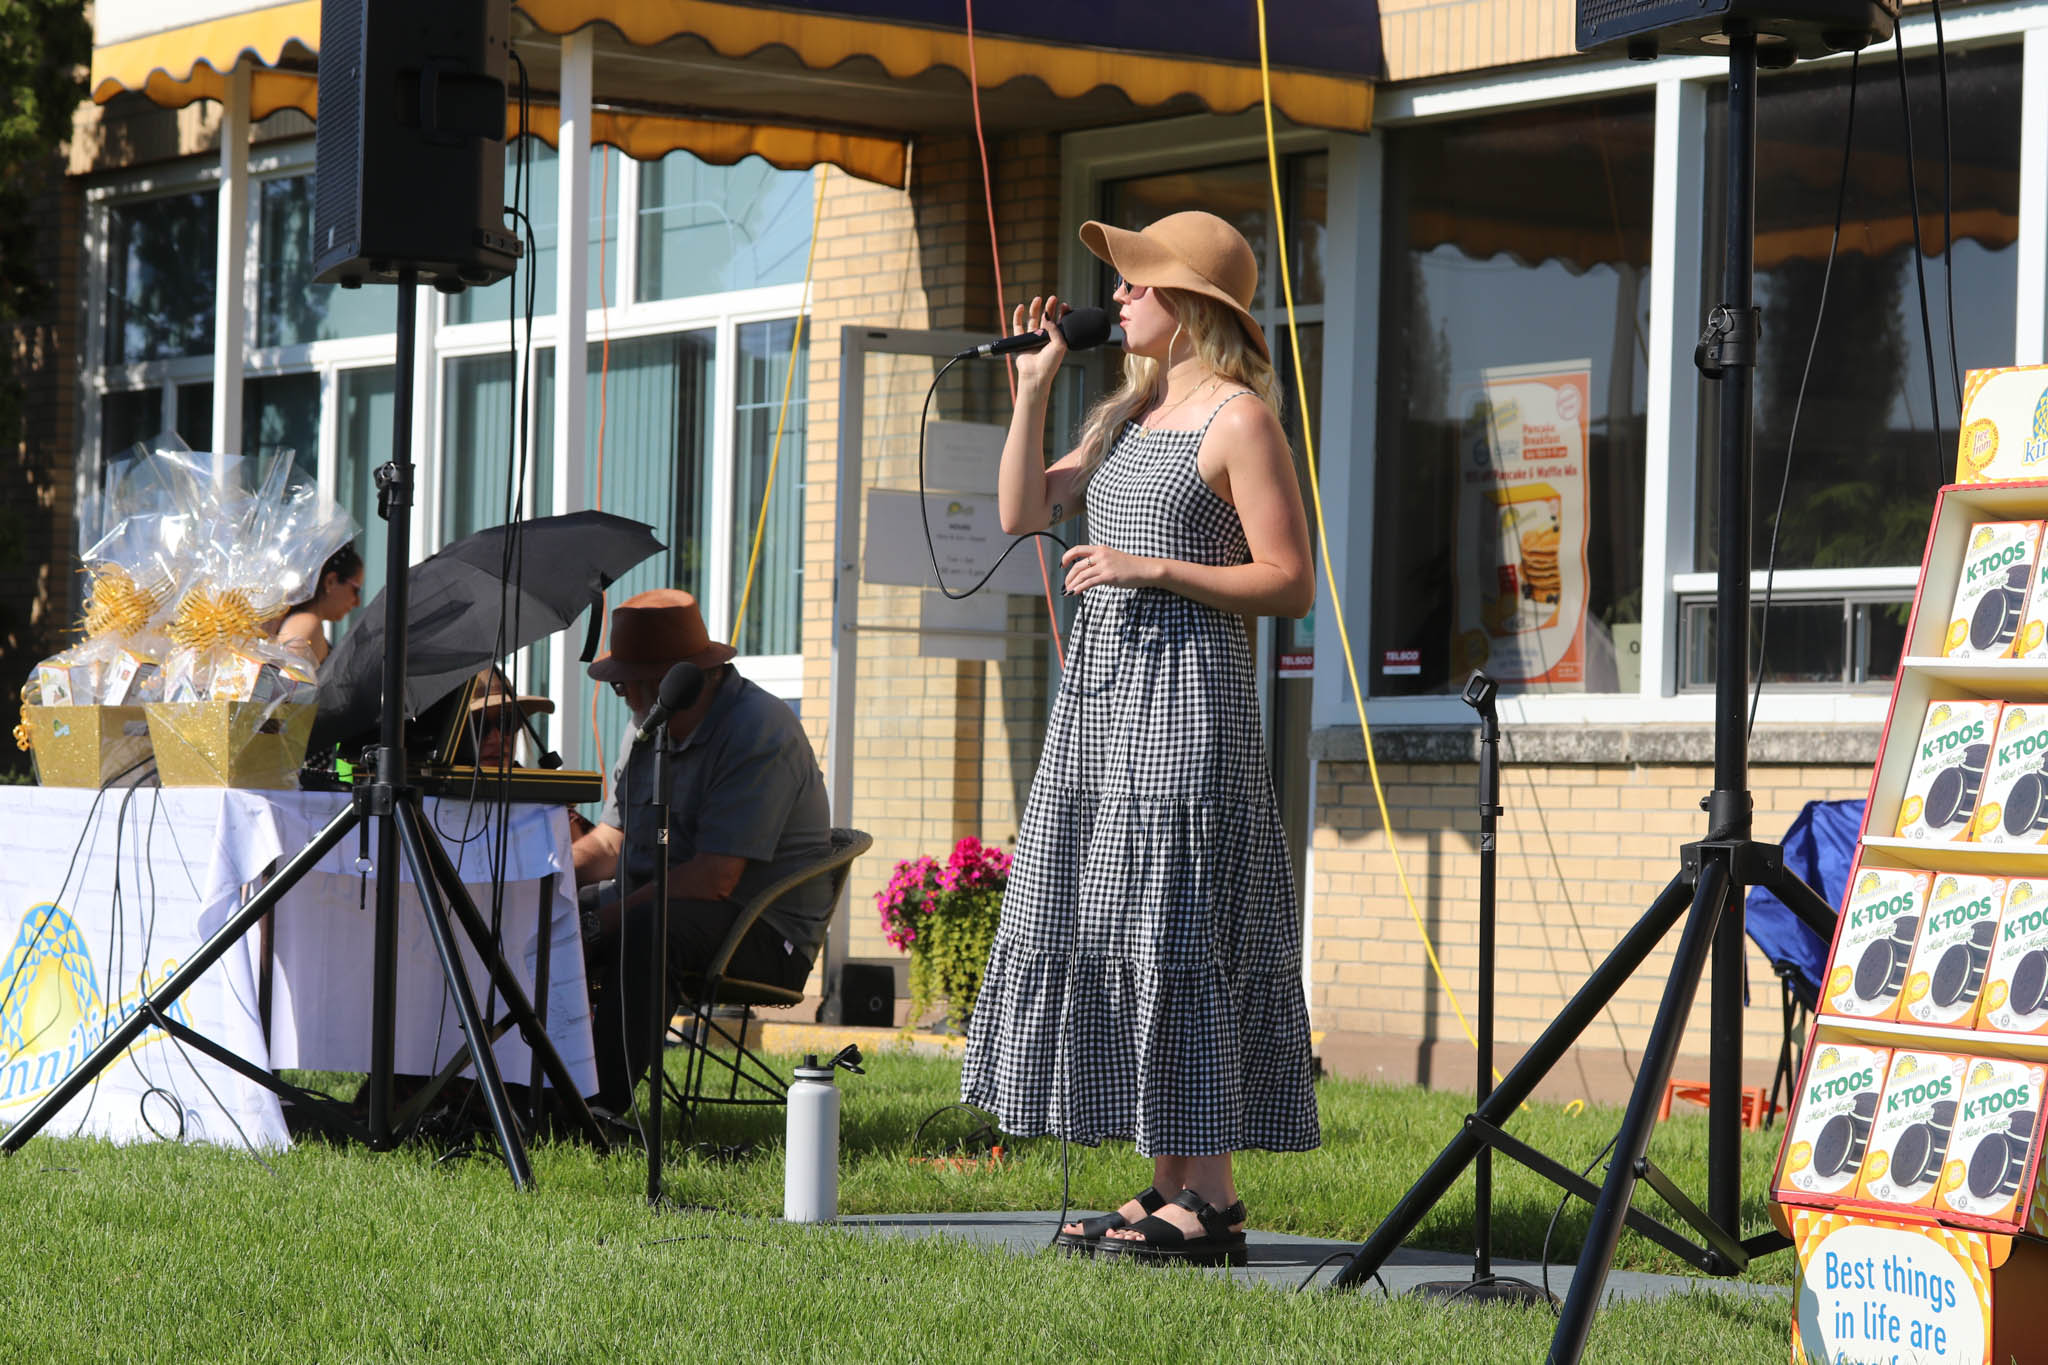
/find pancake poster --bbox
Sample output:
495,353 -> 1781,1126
1935,1057 -> 2046,1226
1779,1042 -> 1892,1200
1979,877 -> 2048,1036
1943,522 -> 2043,658
1823,865 -> 1932,1022
1449,361 -> 1590,690
1896,700 -> 2005,842
1857,1049 -> 1969,1211
1899,874 -> 2007,1029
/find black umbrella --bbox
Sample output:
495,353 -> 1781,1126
309,511 -> 664,751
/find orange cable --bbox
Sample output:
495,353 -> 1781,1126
964,0 -> 1066,670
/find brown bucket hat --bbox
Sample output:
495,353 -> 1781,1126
1079,210 -> 1268,362
587,588 -> 737,683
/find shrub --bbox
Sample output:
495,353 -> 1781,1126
875,835 -> 1010,1032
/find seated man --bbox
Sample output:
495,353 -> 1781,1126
462,669 -> 590,838
571,588 -> 831,1110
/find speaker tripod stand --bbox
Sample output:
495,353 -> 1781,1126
0,272 -> 608,1182
1333,31 -> 1842,1362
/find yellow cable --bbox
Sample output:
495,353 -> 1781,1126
1253,1 -> 1492,1069
734,169 -> 829,639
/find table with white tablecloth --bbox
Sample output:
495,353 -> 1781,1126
0,786 -> 596,1148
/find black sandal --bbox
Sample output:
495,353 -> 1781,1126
1095,1190 -> 1248,1267
1053,1185 -> 1169,1256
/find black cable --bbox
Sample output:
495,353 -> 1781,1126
910,1101 -> 999,1155
918,355 -> 1072,600
1050,1133 -> 1072,1249
1750,52 -> 1861,739
1541,1131 -> 1621,1305
1297,1248 -> 1388,1295
1893,25 -> 1949,486
1930,0 -> 1963,414
144,998 -> 280,1177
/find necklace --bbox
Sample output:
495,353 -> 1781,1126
1142,375 -> 1222,430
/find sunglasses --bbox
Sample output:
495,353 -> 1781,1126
1113,275 -> 1148,298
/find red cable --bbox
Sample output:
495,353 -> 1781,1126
963,0 -> 1066,669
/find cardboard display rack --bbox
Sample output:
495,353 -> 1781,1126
1773,465 -> 2048,1363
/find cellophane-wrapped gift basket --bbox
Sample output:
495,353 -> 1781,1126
14,442 -> 354,789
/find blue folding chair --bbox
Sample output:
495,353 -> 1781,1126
1745,797 -> 1864,1125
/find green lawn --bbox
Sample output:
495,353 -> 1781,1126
0,1049 -> 1801,1363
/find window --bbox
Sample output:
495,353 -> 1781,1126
447,140 -> 620,325
1697,45 -> 2023,576
104,190 -> 216,365
257,174 -> 390,347
1680,596 -> 1909,690
1370,97 -> 1653,698
731,318 -> 808,656
638,154 -> 813,300
334,366 -> 394,633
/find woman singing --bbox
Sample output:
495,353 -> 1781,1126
960,211 -> 1320,1266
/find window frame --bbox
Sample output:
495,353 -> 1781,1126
79,137 -> 815,709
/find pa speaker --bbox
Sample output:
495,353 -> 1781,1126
838,964 -> 896,1029
311,0 -> 521,291
1577,0 -> 1898,62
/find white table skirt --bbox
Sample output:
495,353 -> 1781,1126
0,786 -> 596,1149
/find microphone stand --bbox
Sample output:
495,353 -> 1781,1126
1413,670 -> 1552,1307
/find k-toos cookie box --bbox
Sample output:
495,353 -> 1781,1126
1855,1049 -> 1970,1211
1943,521 -> 2043,658
1935,1056 -> 2047,1226
1900,873 -> 2008,1029
1979,876 -> 2048,1036
1896,700 -> 2005,841
1822,864 -> 1932,1023
1972,703 -> 2048,846
1777,1042 -> 1891,1201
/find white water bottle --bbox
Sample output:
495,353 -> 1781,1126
785,1049 -> 859,1222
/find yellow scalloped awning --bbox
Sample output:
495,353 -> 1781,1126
92,0 -> 908,185
160,65 -> 908,186
514,0 -> 1373,133
91,0 -> 1369,191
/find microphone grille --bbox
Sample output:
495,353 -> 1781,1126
1057,307 -> 1114,352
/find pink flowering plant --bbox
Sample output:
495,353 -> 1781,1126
876,835 -> 1010,1031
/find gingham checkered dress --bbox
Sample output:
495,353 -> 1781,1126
960,393 -> 1321,1157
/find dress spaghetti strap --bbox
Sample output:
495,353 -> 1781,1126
1194,388 -> 1256,441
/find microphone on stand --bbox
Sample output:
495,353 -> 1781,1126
956,306 -> 1116,359
632,662 -> 705,747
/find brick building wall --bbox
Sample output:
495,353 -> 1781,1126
1310,747 -> 1874,1102
798,134 -> 1067,979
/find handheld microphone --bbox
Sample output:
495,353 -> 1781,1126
632,661 -> 706,747
957,306 -> 1115,359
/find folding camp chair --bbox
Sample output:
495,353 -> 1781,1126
1744,797 -> 1862,1125
663,827 -> 872,1138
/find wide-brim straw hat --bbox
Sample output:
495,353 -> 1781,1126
587,587 -> 738,683
1079,210 -> 1269,362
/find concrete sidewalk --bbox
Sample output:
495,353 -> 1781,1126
835,1209 -> 1791,1305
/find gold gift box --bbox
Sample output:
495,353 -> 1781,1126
26,706 -> 153,787
146,701 -> 315,789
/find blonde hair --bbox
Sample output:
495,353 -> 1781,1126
1074,289 -> 1283,483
